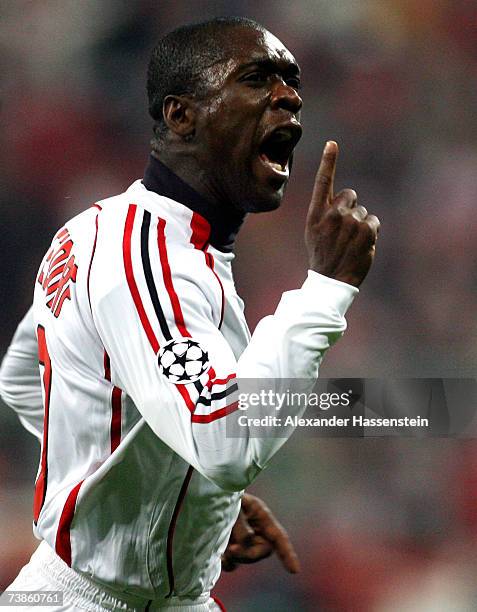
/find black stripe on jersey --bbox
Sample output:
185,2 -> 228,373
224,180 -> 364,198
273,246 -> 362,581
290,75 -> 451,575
196,382 -> 238,406
140,210 -> 172,342
166,465 -> 194,597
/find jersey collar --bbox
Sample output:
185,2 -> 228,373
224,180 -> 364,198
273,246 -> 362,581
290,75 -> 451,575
142,154 -> 245,253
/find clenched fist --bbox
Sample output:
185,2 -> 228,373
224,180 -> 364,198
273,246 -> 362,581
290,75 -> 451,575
305,141 -> 380,287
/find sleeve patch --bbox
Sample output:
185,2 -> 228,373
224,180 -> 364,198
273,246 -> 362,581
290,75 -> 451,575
158,338 -> 210,384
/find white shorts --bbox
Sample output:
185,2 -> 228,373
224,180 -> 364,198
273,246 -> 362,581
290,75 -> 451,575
4,542 -> 225,612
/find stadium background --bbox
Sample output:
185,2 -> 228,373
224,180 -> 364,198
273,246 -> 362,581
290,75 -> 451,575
1,1 -> 477,609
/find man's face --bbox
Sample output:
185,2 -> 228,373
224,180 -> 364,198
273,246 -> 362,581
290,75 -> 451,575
193,27 -> 303,213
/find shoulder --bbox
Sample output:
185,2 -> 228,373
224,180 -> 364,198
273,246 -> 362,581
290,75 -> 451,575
95,179 -> 207,246
90,183 -> 223,325
94,180 -> 213,272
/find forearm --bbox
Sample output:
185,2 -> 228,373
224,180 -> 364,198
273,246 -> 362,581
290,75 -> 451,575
0,308 -> 43,439
238,271 -> 357,379
190,272 -> 358,490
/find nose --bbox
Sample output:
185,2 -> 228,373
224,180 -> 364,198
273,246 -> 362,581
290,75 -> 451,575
270,80 -> 302,115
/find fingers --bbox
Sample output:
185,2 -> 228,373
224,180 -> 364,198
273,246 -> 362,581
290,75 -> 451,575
334,190 -> 378,236
334,188 -> 358,210
305,142 -> 380,286
221,535 -> 273,572
240,493 -> 257,514
229,510 -> 255,547
308,141 -> 338,224
366,214 -> 380,235
221,554 -> 238,572
225,494 -> 301,573
243,495 -> 301,574
256,513 -> 301,573
226,536 -> 273,563
352,206 -> 368,222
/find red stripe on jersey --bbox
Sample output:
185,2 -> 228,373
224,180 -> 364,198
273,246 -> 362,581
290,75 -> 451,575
123,204 -> 160,353
104,351 -> 111,381
189,214 -> 224,329
55,480 -> 84,566
212,373 -> 237,386
87,212 -> 100,311
190,212 -> 210,250
157,218 -> 190,337
104,351 -> 122,452
56,228 -> 68,241
211,595 -> 227,612
191,401 -> 239,423
92,203 -> 102,211
206,369 -> 236,390
33,326 -> 52,524
175,384 -> 195,413
110,386 -> 122,452
204,249 -> 225,329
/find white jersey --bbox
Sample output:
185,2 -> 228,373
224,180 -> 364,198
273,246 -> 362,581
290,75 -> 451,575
0,177 -> 357,602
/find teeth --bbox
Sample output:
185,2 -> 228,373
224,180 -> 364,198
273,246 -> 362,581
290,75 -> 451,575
259,152 -> 288,173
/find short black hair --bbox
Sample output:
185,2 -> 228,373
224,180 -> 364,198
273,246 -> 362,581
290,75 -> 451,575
147,17 -> 265,149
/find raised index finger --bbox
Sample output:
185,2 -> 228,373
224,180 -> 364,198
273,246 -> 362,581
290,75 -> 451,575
308,140 -> 338,223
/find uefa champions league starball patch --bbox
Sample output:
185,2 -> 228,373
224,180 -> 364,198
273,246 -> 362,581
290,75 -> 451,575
158,338 -> 210,384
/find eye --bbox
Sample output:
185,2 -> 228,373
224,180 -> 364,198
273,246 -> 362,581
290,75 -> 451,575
241,71 -> 268,85
285,77 -> 302,91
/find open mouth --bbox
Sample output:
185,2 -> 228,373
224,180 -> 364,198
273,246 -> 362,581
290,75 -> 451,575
258,124 -> 302,176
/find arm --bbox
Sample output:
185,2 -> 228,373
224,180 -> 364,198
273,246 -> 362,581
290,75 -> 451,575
92,143 -> 378,492
0,307 -> 43,440
92,235 -> 354,492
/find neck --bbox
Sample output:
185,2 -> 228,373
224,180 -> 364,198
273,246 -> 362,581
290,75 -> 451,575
153,150 -> 217,204
144,153 -> 245,252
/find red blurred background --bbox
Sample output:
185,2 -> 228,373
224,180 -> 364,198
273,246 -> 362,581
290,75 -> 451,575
1,1 -> 477,609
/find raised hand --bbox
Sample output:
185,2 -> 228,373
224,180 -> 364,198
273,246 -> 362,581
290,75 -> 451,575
221,493 -> 300,574
305,141 -> 380,287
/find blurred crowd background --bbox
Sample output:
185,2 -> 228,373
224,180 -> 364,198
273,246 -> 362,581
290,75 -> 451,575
1,1 -> 477,610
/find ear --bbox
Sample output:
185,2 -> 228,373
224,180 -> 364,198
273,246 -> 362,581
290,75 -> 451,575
162,95 -> 196,138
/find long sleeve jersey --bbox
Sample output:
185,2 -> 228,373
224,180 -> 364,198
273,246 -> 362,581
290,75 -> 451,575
0,165 -> 357,602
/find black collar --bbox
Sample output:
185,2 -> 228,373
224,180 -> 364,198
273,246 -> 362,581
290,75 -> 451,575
142,154 -> 245,253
